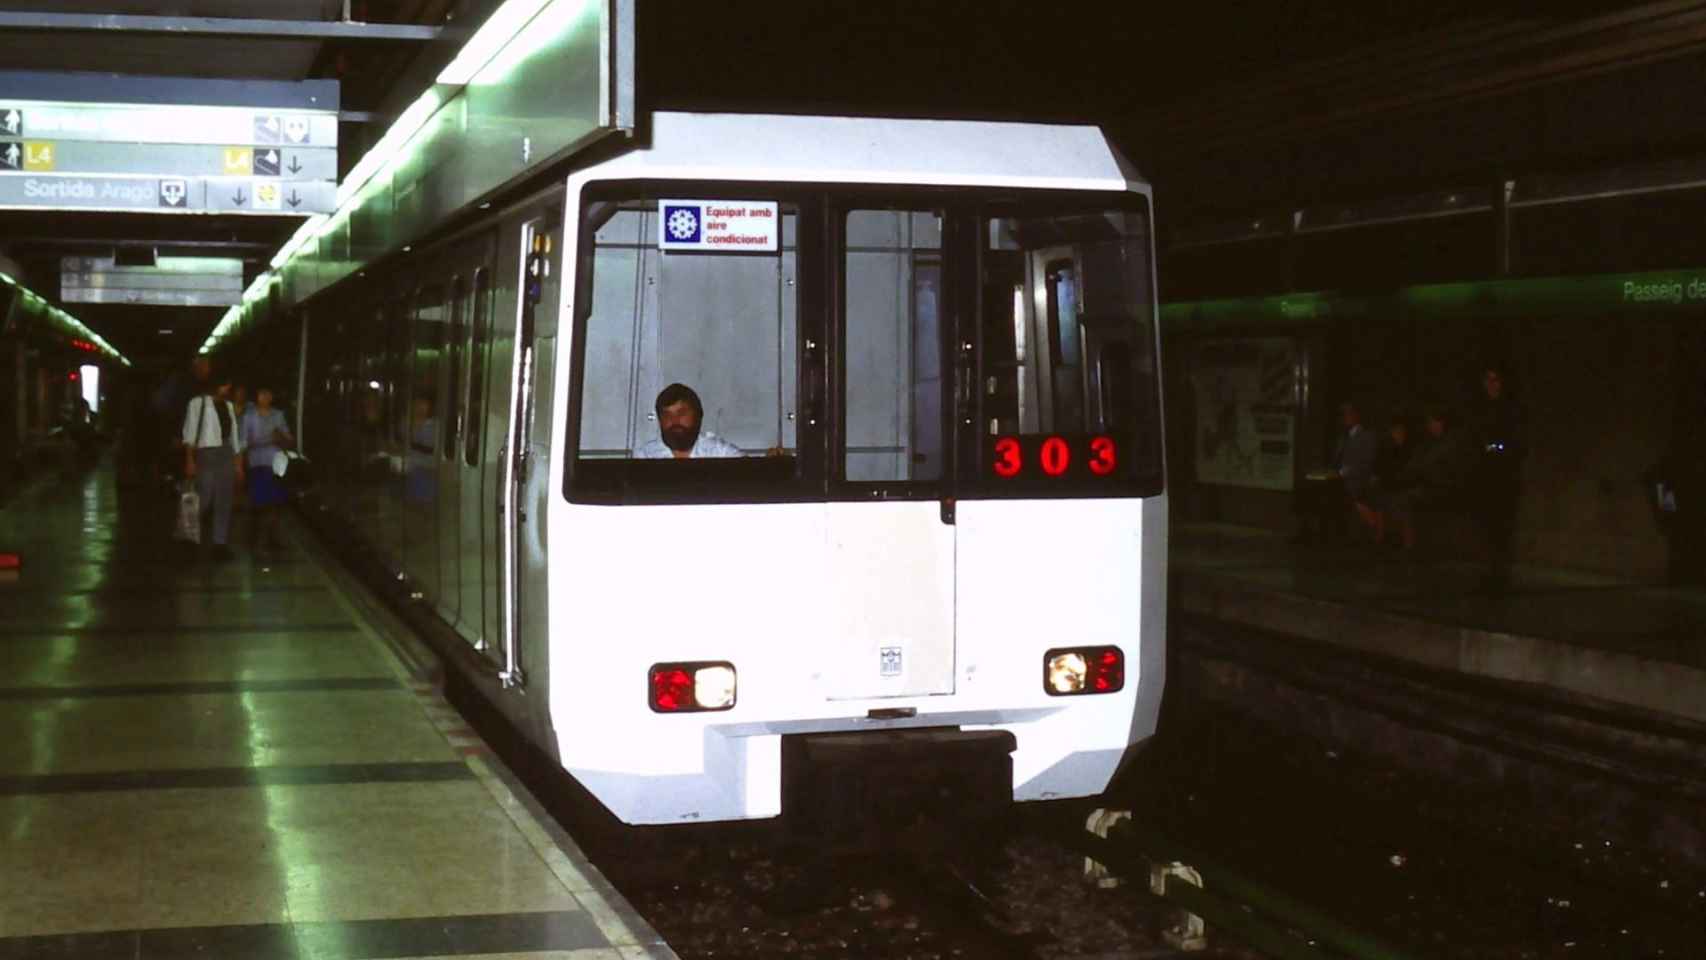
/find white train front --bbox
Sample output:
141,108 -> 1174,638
546,113 -> 1166,823
214,61 -> 1166,823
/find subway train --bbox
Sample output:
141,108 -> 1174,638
208,7 -> 1165,826
0,271 -> 129,475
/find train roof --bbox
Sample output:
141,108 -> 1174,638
587,112 -> 1145,194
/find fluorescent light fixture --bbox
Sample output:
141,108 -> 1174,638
271,214 -> 328,268
437,0 -> 554,85
337,88 -> 442,205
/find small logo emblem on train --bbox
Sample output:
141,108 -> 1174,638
664,205 -> 701,244
880,645 -> 903,677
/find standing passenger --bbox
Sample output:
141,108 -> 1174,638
242,385 -> 294,557
183,369 -> 245,559
1468,365 -> 1526,588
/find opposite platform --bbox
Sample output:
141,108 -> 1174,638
1174,523 -> 1706,725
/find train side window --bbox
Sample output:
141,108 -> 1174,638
841,208 -> 944,484
408,286 -> 445,500
385,299 -> 408,468
465,269 -> 492,467
443,276 -> 466,460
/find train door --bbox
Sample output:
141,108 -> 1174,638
457,257 -> 495,648
829,206 -> 956,699
492,214 -> 561,687
434,272 -> 466,624
479,245 -> 517,666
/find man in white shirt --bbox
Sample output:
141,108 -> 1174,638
635,383 -> 743,459
182,371 -> 246,555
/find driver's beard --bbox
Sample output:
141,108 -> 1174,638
662,424 -> 700,453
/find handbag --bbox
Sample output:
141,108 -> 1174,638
174,480 -> 201,544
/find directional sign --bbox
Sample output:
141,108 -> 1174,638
0,96 -> 336,217
0,140 -> 337,179
159,178 -> 188,208
0,173 -> 336,214
62,255 -> 245,308
204,177 -> 333,214
0,101 -> 337,148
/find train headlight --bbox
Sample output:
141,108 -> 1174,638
649,661 -> 737,712
1043,647 -> 1124,696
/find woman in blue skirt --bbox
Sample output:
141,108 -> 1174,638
241,384 -> 295,557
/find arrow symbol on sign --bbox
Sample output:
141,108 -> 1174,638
286,189 -> 302,208
287,155 -> 302,174
233,189 -> 247,206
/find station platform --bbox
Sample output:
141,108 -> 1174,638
0,464 -> 674,960
1173,523 -> 1706,725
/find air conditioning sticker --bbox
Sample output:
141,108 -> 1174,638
658,200 -> 778,252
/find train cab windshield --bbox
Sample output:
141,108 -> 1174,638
567,183 -> 1161,504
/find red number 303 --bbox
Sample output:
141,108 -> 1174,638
993,437 -> 1022,478
1089,436 -> 1117,476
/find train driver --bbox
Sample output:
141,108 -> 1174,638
636,383 -> 743,459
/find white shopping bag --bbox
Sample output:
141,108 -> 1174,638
175,482 -> 201,544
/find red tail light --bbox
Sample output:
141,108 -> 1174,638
648,661 -> 737,713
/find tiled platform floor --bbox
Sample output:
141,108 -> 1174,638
0,463 -> 673,960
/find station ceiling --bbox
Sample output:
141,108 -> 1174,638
0,0 -> 451,366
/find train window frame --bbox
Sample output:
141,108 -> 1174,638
957,199 -> 1165,501
563,180 -> 1163,506
832,203 -> 952,500
564,180 -> 823,506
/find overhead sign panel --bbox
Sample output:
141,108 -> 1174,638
0,89 -> 338,217
0,139 -> 334,179
0,102 -> 337,147
61,255 -> 244,308
0,174 -> 335,214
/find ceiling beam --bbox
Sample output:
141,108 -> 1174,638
0,13 -> 440,42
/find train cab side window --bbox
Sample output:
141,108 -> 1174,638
570,193 -> 803,502
842,209 -> 944,484
465,269 -> 492,467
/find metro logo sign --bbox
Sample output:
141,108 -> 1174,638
658,200 -> 778,252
